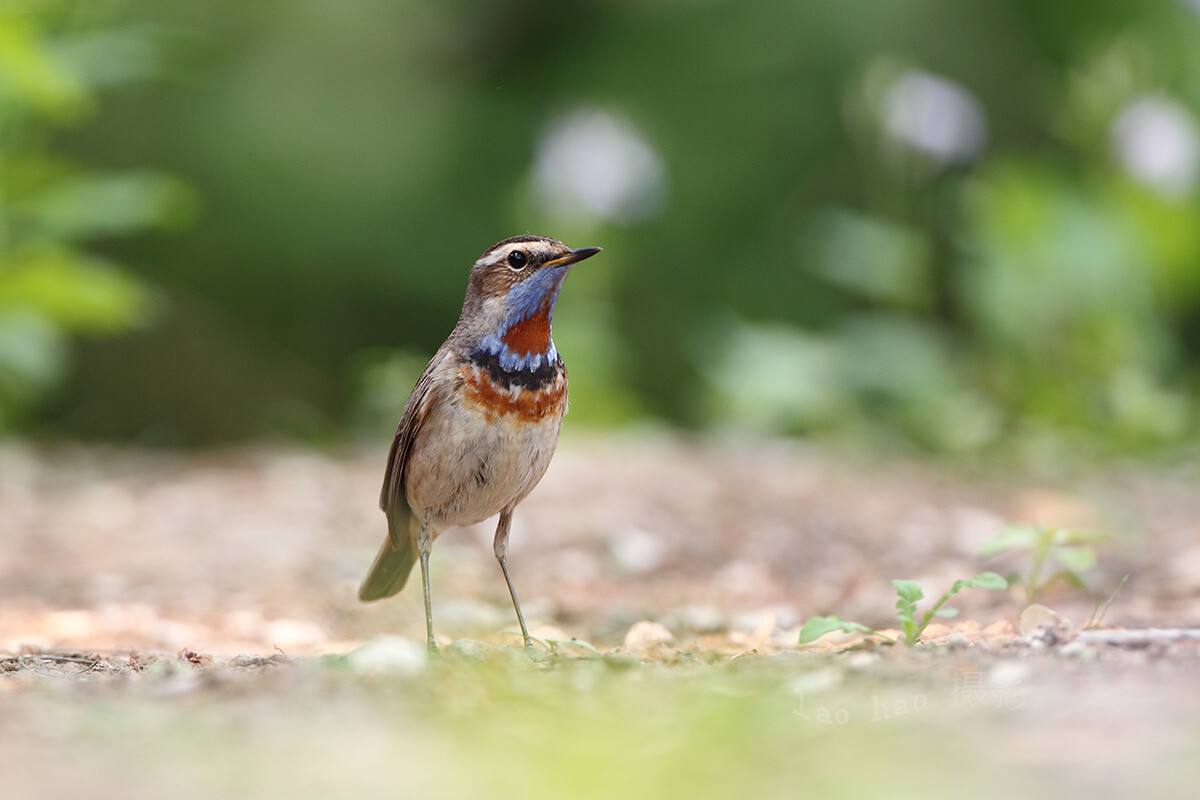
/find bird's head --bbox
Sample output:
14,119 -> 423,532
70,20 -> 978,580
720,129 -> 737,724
459,235 -> 601,368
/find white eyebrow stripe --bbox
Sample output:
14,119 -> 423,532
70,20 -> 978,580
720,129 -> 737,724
484,241 -> 556,266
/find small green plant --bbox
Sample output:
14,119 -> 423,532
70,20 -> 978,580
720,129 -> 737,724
980,525 -> 1108,602
891,573 -> 1008,644
799,572 -> 1008,647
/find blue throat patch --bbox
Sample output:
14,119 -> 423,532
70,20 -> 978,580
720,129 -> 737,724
475,265 -> 567,372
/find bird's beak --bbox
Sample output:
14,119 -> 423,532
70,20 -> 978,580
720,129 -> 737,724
544,247 -> 602,268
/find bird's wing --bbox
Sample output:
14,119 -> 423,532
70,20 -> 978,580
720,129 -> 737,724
379,351 -> 446,544
361,349 -> 455,602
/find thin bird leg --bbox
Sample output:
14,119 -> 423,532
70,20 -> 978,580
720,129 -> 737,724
416,518 -> 436,652
494,509 -> 531,648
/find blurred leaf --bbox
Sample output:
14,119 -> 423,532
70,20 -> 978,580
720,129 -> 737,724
52,25 -> 164,88
0,12 -> 89,120
0,247 -> 152,331
699,320 -> 844,433
24,172 -> 196,239
1046,569 -> 1089,592
0,6 -> 177,431
1106,367 -> 1189,439
1052,546 -> 1097,573
949,572 -> 1008,593
960,162 -> 1187,444
1052,529 -> 1110,546
980,526 -> 1040,556
0,310 -> 67,414
1110,179 -> 1200,308
836,315 -> 1000,451
804,210 -> 933,308
798,615 -> 871,645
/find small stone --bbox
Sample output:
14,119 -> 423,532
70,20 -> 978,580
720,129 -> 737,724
623,620 -> 674,652
1019,604 -> 1070,637
347,635 -> 427,676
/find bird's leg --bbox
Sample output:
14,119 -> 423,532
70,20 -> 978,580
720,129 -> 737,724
493,509 -> 531,648
416,518 -> 437,652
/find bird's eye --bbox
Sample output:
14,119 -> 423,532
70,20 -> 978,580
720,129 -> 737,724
507,250 -> 528,269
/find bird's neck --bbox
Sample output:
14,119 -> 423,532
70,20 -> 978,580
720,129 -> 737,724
472,273 -> 565,374
501,306 -> 554,358
476,304 -> 557,372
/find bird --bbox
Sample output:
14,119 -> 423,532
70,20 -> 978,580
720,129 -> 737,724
358,234 -> 602,650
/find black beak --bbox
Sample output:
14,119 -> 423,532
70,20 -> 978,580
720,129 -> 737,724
546,247 -> 602,268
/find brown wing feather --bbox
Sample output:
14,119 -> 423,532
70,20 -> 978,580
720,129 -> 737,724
359,353 -> 446,602
379,357 -> 441,538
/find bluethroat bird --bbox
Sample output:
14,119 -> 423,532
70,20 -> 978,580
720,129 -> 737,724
358,235 -> 602,650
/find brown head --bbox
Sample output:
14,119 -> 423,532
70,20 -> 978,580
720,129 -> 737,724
468,235 -> 601,299
455,235 -> 601,366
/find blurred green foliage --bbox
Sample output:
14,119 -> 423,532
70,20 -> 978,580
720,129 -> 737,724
0,0 -> 191,430
4,0 -> 1200,450
981,525 -> 1110,601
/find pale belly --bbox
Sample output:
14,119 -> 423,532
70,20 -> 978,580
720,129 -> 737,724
403,380 -> 565,530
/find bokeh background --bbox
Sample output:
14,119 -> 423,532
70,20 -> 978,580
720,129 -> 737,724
6,7 -> 1200,797
4,0 -> 1200,455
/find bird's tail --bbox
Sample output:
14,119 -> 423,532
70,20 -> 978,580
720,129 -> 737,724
358,513 -> 417,602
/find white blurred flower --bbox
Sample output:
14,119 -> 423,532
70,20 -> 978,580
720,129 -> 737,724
883,70 -> 987,164
1111,94 -> 1199,196
533,109 -> 665,223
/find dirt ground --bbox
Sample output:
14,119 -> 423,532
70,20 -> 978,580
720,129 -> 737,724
2,436 -> 1199,798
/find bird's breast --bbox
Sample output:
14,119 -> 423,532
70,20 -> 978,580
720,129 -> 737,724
459,359 -> 567,423
459,347 -> 568,423
402,356 -> 566,528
